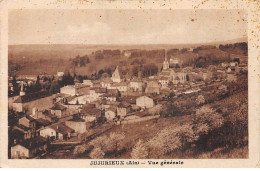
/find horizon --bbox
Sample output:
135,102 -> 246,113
8,36 -> 248,46
9,9 -> 247,45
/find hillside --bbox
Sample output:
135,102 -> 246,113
8,39 -> 248,76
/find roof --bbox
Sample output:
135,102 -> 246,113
42,110 -> 58,119
101,76 -> 112,83
134,111 -> 151,118
50,103 -> 67,110
94,87 -> 107,93
159,76 -> 169,80
13,136 -> 47,150
49,123 -> 74,135
24,114 -> 35,122
68,118 -> 85,122
112,82 -> 127,87
130,77 -> 142,82
13,91 -> 50,103
147,81 -> 160,88
121,96 -> 137,104
107,89 -> 118,95
101,89 -> 118,97
81,105 -> 101,115
106,105 -> 117,113
118,101 -> 131,108
36,118 -> 51,126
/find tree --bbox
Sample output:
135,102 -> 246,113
73,145 -> 87,155
131,139 -> 148,159
193,106 -> 224,136
89,147 -> 105,159
49,80 -> 59,94
108,132 -> 125,153
196,95 -> 205,105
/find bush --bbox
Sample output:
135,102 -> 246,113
89,147 -> 105,159
193,106 -> 224,135
131,139 -> 149,159
147,123 -> 197,157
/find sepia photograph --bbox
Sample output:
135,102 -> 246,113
6,9 -> 250,160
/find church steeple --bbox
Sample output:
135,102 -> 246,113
111,66 -> 121,83
20,82 -> 26,96
163,50 -> 169,70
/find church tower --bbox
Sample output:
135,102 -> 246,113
19,82 -> 26,96
112,66 -> 121,83
163,50 -> 169,70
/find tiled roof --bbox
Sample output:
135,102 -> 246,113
49,123 -> 74,135
50,103 -> 67,110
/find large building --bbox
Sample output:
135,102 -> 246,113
60,84 -> 90,96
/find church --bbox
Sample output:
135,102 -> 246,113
159,51 -> 187,85
111,66 -> 121,83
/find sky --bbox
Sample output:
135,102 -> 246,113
8,9 -> 247,45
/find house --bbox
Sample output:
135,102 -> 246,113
89,87 -> 106,102
80,104 -> 101,122
129,78 -> 142,92
37,110 -> 58,123
57,71 -> 64,77
50,103 -> 67,118
60,84 -> 90,96
227,73 -> 237,82
65,118 -> 86,134
105,106 -> 117,121
40,123 -> 75,140
35,118 -> 51,129
101,93 -> 117,102
18,115 -> 36,130
39,127 -> 57,139
11,136 -> 47,159
13,125 -> 34,140
227,67 -> 236,73
100,76 -> 112,89
83,80 -> 93,87
230,62 -> 238,67
111,66 -> 121,83
159,76 -> 169,88
12,97 -> 24,112
67,95 -> 89,105
9,129 -> 25,146
111,82 -> 128,92
117,102 -> 131,117
136,96 -> 154,109
13,91 -> 52,113
121,96 -> 138,105
145,81 -> 160,94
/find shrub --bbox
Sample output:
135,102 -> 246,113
193,106 -> 224,135
89,147 -> 105,159
131,139 -> 149,159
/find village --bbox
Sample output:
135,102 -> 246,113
8,47 -> 248,159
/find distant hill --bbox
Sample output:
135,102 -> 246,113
8,38 -> 247,76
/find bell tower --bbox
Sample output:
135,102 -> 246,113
163,50 -> 169,70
